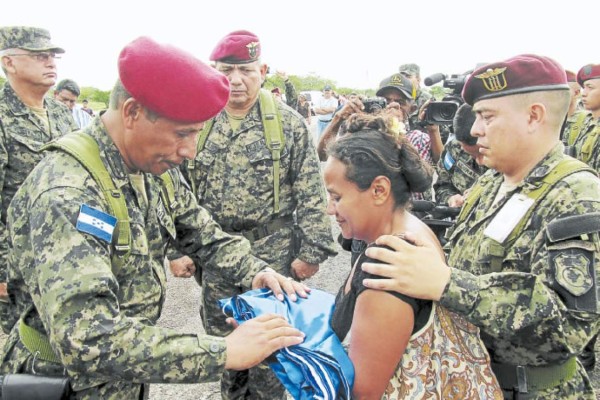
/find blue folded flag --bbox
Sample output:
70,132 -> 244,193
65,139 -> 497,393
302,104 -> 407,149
219,288 -> 354,400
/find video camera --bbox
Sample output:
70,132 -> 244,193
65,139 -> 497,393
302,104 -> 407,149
361,97 -> 387,114
423,71 -> 471,125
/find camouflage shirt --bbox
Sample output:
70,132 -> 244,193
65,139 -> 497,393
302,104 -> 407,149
0,83 -> 77,282
181,98 -> 336,271
1,117 -> 267,398
441,144 -> 600,398
572,114 -> 600,173
560,109 -> 591,147
434,139 -> 487,205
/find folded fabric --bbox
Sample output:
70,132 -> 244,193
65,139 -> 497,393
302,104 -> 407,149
219,288 -> 354,400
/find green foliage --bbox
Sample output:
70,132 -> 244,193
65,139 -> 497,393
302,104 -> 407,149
80,86 -> 111,108
428,85 -> 451,100
0,76 -> 5,87
264,73 -> 359,95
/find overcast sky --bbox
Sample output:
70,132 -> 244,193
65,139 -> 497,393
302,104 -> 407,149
2,0 -> 598,91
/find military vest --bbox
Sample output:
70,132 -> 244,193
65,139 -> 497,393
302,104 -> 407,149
454,157 -> 594,271
186,89 -> 285,213
44,131 -> 176,272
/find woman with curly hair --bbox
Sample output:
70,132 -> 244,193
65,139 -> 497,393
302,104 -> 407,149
324,114 -> 501,399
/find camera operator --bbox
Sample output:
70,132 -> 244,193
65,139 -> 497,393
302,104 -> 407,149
399,63 -> 433,129
434,104 -> 488,207
318,73 -> 443,166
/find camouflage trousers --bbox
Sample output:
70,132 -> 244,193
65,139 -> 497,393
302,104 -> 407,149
201,230 -> 294,400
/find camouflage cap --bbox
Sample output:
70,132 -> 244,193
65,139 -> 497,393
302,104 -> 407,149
399,63 -> 420,76
0,26 -> 64,53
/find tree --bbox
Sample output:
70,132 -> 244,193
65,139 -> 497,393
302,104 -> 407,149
80,86 -> 110,108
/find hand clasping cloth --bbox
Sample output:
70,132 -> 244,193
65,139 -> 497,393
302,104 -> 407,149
219,288 -> 354,400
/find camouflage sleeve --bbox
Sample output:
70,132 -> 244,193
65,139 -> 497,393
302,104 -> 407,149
24,186 -> 228,383
169,170 -> 266,288
284,80 -> 298,110
286,112 -> 337,264
440,174 -> 600,357
433,151 -> 459,206
0,125 -> 7,282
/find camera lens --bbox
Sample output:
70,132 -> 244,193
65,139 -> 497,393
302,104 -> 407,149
439,104 -> 457,120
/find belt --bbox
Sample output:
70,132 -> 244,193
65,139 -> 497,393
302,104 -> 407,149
226,215 -> 294,244
318,119 -> 332,123
491,357 -> 577,393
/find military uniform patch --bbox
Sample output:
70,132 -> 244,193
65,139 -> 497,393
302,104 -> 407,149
554,252 -> 593,296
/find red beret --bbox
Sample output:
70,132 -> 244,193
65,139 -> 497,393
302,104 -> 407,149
565,70 -> 577,83
271,87 -> 281,94
577,64 -> 600,86
209,30 -> 261,64
118,36 -> 230,123
462,54 -> 569,106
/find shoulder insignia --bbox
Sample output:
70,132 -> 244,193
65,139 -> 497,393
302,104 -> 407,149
76,204 -> 117,243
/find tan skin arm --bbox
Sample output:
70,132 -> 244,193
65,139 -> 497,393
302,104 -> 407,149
317,99 -> 364,161
350,289 -> 414,399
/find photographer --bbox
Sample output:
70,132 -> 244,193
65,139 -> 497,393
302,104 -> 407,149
434,104 -> 488,207
399,63 -> 433,129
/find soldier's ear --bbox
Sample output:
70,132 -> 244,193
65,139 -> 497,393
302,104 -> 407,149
527,102 -> 545,133
122,98 -> 143,128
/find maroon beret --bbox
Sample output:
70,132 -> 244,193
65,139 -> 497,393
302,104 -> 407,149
565,70 -> 577,83
577,64 -> 600,86
271,87 -> 281,94
118,36 -> 229,123
462,54 -> 569,106
209,30 -> 261,64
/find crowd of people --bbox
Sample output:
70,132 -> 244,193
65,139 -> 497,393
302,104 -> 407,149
0,24 -> 599,400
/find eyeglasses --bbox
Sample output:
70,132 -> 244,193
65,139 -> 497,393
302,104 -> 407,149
5,52 -> 61,62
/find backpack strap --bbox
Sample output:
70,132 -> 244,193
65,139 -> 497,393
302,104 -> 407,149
43,132 -> 131,273
259,89 -> 285,214
186,119 -> 215,197
458,158 -> 593,272
158,170 -> 177,216
567,111 -> 590,146
580,124 -> 600,163
188,90 -> 285,214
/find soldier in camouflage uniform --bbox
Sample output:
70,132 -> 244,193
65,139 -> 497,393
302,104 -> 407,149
0,26 -> 77,333
560,70 -> 590,150
399,63 -> 432,129
571,64 -> 600,173
0,36 -> 306,400
173,30 -> 336,400
361,55 -> 600,399
434,104 -> 487,207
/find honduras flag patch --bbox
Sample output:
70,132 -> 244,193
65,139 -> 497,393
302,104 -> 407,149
76,204 -> 118,243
